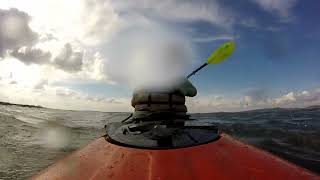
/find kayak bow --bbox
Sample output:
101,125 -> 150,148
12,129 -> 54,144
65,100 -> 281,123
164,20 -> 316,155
32,133 -> 319,180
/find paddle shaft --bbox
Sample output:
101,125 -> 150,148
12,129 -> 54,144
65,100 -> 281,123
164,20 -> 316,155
187,63 -> 208,79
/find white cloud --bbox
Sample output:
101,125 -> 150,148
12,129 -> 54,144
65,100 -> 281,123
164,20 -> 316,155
0,8 -> 38,57
10,46 -> 51,65
34,79 -> 48,90
187,94 -> 244,113
273,90 -> 320,108
0,81 -> 131,112
0,57 -> 129,111
82,52 -> 107,81
251,0 -> 298,18
192,34 -> 237,43
111,0 -> 234,28
8,41 -> 88,73
0,58 -> 100,90
273,92 -> 296,105
0,0 -> 122,46
53,43 -> 83,72
187,88 -> 320,113
0,8 -> 88,74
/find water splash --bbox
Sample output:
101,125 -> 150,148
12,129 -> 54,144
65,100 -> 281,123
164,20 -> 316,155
37,120 -> 71,149
105,23 -> 195,89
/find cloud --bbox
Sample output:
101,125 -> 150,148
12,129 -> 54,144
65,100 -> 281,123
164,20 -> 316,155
43,86 -> 132,111
54,87 -> 129,107
34,79 -> 48,90
0,79 -> 131,112
84,95 -> 126,105
15,0 -> 122,46
186,94 -> 244,113
0,8 -> 38,57
112,0 -> 234,28
238,18 -> 259,29
274,92 -> 296,104
251,0 -> 298,18
187,88 -> 320,113
79,0 -> 122,45
192,34 -> 237,43
9,42 -> 85,73
53,43 -> 83,72
0,8 -> 85,73
273,90 -> 320,107
82,52 -> 107,81
0,5 -> 113,75
55,87 -> 78,98
244,88 -> 270,105
10,46 -> 51,65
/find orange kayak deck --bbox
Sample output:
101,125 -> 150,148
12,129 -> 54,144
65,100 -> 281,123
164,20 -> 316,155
32,134 -> 319,180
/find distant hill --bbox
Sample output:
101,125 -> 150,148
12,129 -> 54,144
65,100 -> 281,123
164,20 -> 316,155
0,101 -> 43,108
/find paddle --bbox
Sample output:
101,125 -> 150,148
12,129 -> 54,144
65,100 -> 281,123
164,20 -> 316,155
187,41 -> 236,78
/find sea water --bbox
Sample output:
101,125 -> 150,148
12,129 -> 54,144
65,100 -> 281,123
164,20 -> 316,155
0,105 -> 319,179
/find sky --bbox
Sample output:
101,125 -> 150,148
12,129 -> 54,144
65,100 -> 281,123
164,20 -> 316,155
0,0 -> 319,112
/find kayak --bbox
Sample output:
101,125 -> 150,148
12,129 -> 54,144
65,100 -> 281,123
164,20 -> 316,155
32,120 -> 319,180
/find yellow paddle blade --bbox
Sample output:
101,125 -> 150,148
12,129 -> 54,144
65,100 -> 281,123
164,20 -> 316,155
207,41 -> 236,64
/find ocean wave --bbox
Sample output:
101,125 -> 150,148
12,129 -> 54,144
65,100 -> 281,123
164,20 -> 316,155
0,105 -> 319,179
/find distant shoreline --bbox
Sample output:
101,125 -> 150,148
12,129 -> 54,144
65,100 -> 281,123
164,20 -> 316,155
0,100 -> 318,113
0,101 -> 44,108
193,105 -> 320,114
